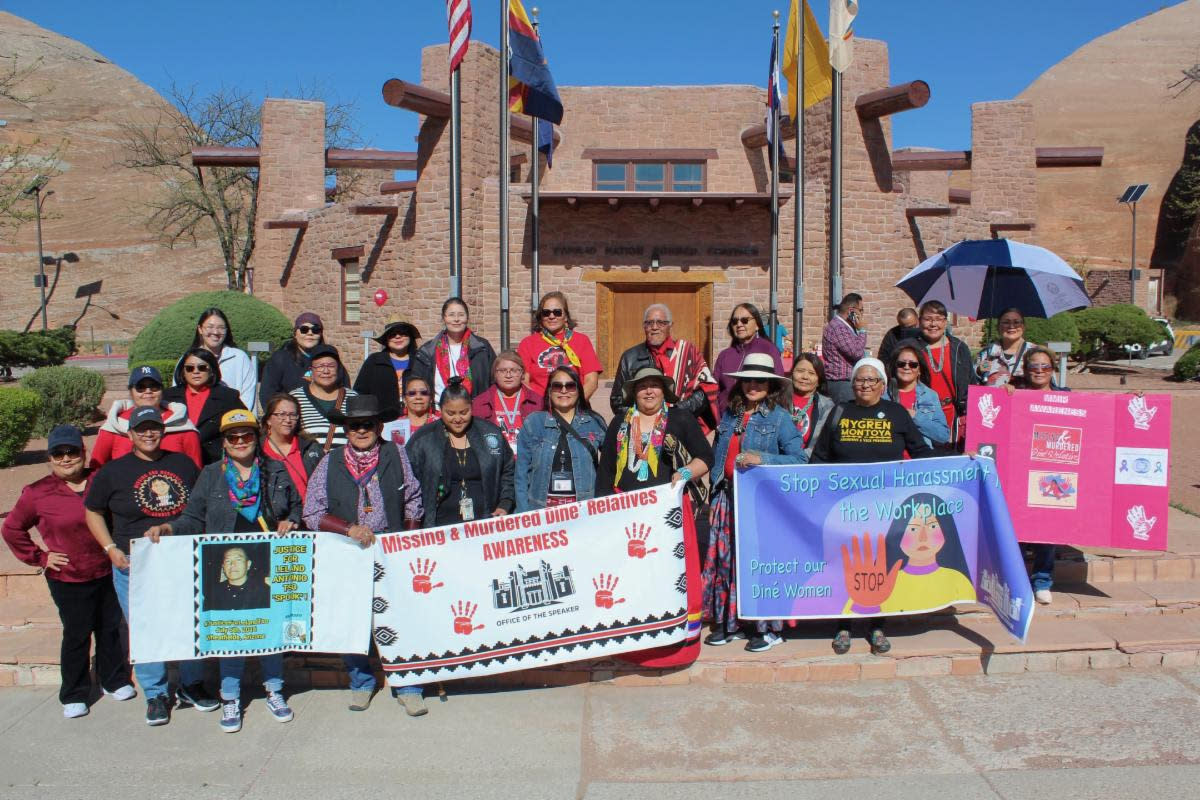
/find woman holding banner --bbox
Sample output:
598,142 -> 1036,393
789,352 -> 835,459
702,353 -> 807,653
515,365 -> 607,511
811,357 -> 934,655
304,395 -> 426,715
145,409 -> 302,733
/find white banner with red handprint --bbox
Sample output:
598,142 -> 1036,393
371,484 -> 690,686
966,386 -> 1171,550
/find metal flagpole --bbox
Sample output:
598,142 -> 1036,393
499,0 -> 512,350
450,68 -> 463,298
768,11 -> 781,342
829,68 -> 843,315
791,2 -> 805,354
530,9 -> 541,318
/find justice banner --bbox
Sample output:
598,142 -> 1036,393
129,532 -> 374,663
966,386 -> 1170,550
372,485 -> 691,686
734,456 -> 1033,641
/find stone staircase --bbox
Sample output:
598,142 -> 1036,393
4,508 -> 1199,690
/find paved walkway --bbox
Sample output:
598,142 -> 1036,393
1,668 -> 1199,799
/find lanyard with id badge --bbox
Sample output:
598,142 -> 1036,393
550,430 -> 575,495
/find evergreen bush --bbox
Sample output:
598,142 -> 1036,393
21,366 -> 106,436
127,291 -> 292,366
0,388 -> 43,467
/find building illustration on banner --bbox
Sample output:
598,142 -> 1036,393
491,560 -> 576,612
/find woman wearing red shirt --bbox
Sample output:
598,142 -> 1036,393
259,394 -> 324,501
91,365 -> 203,470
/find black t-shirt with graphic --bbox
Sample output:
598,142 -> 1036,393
85,452 -> 199,554
810,399 -> 934,464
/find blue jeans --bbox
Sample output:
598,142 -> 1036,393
219,655 -> 284,701
1030,544 -> 1056,591
112,567 -> 207,700
341,652 -> 422,696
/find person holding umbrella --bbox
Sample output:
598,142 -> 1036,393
976,308 -> 1037,387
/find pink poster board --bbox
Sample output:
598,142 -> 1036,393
966,386 -> 1170,551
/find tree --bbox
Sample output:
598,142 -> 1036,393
0,56 -> 65,235
118,83 -> 363,291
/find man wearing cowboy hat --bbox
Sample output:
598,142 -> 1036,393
353,316 -> 422,416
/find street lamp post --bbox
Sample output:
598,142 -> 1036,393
23,176 -> 51,331
1118,183 -> 1150,306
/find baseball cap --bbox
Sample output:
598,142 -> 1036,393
46,425 -> 84,452
128,365 -> 163,388
129,406 -> 165,429
219,408 -> 259,433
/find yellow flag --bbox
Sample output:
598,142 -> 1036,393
783,0 -> 833,118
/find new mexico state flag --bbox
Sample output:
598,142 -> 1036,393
783,0 -> 834,118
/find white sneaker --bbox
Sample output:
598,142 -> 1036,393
104,684 -> 137,701
63,702 -> 89,719
1035,589 -> 1053,605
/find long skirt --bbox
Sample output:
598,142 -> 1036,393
702,485 -> 781,635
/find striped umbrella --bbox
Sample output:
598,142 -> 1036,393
896,239 -> 1091,319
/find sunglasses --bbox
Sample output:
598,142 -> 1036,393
296,325 -> 323,335
406,389 -> 431,397
550,380 -> 578,392
346,420 -> 377,432
730,316 -> 754,326
896,360 -> 920,369
49,447 -> 82,461
224,431 -> 256,445
133,383 -> 162,393
540,308 -> 565,318
1027,364 -> 1054,373
183,364 -> 210,374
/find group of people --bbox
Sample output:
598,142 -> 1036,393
2,289 -> 1071,730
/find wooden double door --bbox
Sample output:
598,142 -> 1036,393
596,281 -> 714,376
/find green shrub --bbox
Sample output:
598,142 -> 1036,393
127,291 -> 292,367
1174,342 -> 1200,381
127,359 -> 181,388
1072,304 -> 1163,360
980,313 -> 1081,356
0,388 -> 43,467
21,366 -> 106,436
0,327 -> 76,369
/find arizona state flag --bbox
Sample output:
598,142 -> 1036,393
782,0 -> 833,118
508,0 -> 564,125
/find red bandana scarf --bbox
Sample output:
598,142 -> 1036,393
434,330 -> 473,395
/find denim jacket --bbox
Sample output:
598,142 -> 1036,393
515,410 -> 607,511
711,404 -> 807,490
886,382 -> 951,447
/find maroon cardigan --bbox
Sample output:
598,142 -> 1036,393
471,385 -> 542,423
2,471 -> 111,583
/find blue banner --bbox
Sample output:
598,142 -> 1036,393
733,456 -> 1033,641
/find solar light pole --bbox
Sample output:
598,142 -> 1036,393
23,176 -> 51,331
1118,183 -> 1149,306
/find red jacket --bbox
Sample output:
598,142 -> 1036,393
89,400 -> 203,470
2,471 -> 111,582
471,385 -> 542,423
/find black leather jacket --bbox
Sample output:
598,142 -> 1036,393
171,457 -> 302,535
404,418 -> 515,527
609,341 -> 709,418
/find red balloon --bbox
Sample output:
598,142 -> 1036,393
373,289 -> 388,307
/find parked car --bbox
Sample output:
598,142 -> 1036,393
1144,318 -> 1175,358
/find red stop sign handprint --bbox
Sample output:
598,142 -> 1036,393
625,523 -> 657,559
451,600 -> 484,635
409,558 -> 444,594
592,573 -> 626,609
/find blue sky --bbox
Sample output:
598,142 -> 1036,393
8,1 -> 1181,154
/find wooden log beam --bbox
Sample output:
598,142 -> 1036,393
648,197 -> 660,212
608,198 -> 620,211
690,198 -> 704,209
326,148 -> 417,170
891,150 -> 972,171
948,187 -> 971,204
990,222 -> 1036,236
855,80 -> 931,120
379,180 -> 417,194
566,197 -> 579,211
264,218 -> 308,230
510,114 -> 562,146
905,206 -> 954,218
381,79 -> 451,117
350,205 -> 400,216
331,245 -> 365,260
1035,147 -> 1103,168
739,117 -> 796,149
191,146 -> 260,167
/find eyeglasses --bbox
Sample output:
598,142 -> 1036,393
223,431 -> 256,445
643,319 -> 670,328
895,360 -> 920,369
405,389 -> 430,397
346,420 -> 376,432
999,320 -> 1025,328
296,325 -> 323,335
495,367 -> 522,376
1027,364 -> 1054,373
49,447 -> 82,461
920,315 -> 947,323
730,316 -> 754,326
132,426 -> 164,436
200,326 -> 227,335
271,411 -> 299,420
852,377 -> 882,387
311,363 -> 338,372
540,308 -> 565,318
183,364 -> 210,374
550,381 -> 578,392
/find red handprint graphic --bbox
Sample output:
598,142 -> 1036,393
409,558 -> 444,594
592,574 -> 627,609
451,601 -> 484,635
625,524 -> 658,559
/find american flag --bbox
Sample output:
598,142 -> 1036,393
765,33 -> 785,166
446,0 -> 472,72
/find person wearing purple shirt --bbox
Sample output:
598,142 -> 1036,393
821,293 -> 868,404
713,303 -> 784,415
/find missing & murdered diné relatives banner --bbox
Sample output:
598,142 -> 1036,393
129,532 -> 374,662
734,456 -> 1033,641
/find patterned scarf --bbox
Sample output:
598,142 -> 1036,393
614,406 -> 669,485
792,393 -> 816,446
344,442 -> 382,512
223,456 -> 262,524
540,328 -> 581,369
434,330 -> 474,395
